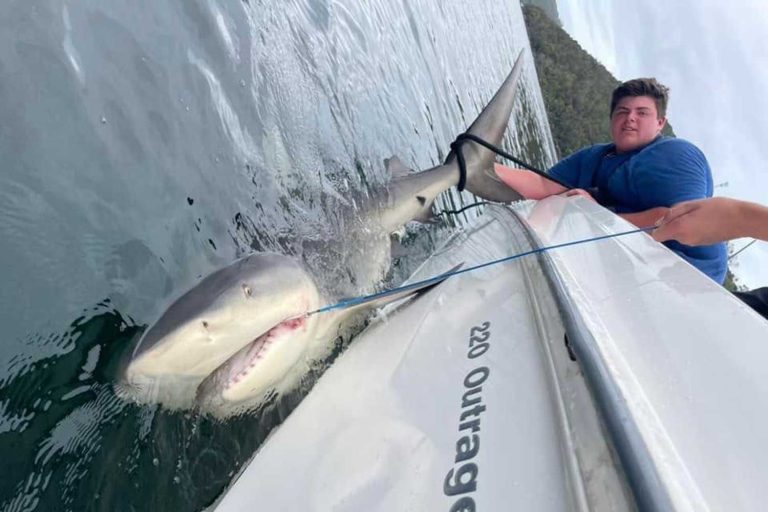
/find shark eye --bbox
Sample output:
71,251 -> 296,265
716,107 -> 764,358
202,320 -> 209,329
242,284 -> 252,297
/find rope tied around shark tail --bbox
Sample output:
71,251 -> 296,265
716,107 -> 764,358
449,138 -> 470,192
449,133 -> 572,191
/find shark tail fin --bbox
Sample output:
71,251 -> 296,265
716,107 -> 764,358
445,49 -> 527,203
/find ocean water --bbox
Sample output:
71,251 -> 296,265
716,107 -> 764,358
0,1 -> 556,510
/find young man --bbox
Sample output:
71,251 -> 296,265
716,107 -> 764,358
653,197 -> 768,320
495,78 -> 728,283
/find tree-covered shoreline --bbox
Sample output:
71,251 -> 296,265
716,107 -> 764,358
520,0 -> 562,27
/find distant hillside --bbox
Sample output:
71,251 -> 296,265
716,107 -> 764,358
520,0 -> 561,26
523,5 -> 674,159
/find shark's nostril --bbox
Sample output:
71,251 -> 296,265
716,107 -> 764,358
242,284 -> 252,297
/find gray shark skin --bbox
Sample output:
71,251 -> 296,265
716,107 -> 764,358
121,50 -> 526,417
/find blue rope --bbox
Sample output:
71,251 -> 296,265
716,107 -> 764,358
307,226 -> 655,316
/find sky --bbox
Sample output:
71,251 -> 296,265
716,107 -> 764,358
555,0 -> 768,288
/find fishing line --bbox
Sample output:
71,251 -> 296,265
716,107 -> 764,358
729,239 -> 758,261
307,225 -> 655,316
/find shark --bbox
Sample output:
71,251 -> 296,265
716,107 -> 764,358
121,50 -> 526,417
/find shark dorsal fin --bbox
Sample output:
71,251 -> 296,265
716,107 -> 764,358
384,156 -> 413,178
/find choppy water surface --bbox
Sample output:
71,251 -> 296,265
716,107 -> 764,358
0,1 -> 556,510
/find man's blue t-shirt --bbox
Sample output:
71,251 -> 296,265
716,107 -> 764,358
548,136 -> 728,283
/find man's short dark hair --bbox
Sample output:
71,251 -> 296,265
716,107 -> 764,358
610,78 -> 669,118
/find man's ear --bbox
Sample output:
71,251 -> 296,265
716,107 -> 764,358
657,116 -> 667,132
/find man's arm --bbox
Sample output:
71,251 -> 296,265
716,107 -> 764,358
496,163 -> 668,226
653,197 -> 768,245
494,163 -> 567,199
618,207 -> 670,229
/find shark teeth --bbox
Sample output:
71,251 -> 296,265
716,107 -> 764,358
225,316 -> 308,389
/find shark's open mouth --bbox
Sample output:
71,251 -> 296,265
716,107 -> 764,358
225,316 -> 309,389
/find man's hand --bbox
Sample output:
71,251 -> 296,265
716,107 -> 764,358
652,197 -> 750,245
618,207 -> 669,230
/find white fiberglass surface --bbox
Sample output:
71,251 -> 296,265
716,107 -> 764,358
516,196 -> 768,511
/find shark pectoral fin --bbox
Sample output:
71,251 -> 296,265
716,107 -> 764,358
384,155 -> 414,178
347,262 -> 464,314
408,261 -> 464,296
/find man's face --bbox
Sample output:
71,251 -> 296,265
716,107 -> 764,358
610,96 -> 667,153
